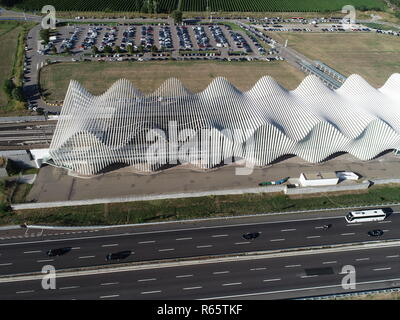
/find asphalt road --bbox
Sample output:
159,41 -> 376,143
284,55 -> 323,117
1,244 -> 400,300
0,207 -> 398,277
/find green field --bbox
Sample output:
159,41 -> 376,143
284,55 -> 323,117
269,32 -> 400,87
15,0 -> 385,13
0,22 -> 22,107
39,60 -> 305,102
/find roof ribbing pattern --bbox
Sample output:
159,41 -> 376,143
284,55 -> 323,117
49,74 -> 400,175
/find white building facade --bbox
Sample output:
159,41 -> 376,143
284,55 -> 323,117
49,74 -> 400,175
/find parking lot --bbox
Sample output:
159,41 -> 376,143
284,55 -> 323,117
39,22 -> 279,61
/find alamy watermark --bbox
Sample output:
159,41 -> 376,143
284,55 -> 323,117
41,5 -> 56,30
41,265 -> 56,290
144,123 -> 256,175
341,5 -> 357,30
341,264 -> 356,290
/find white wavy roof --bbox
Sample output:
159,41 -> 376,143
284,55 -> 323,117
49,74 -> 400,175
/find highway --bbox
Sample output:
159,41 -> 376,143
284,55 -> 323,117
1,243 -> 400,300
0,211 -> 397,275
0,206 -> 400,299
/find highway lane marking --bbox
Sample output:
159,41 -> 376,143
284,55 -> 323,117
322,261 -> 337,264
285,264 -> 301,268
235,242 -> 251,245
341,233 -> 356,236
72,247 -> 80,250
16,290 -> 34,294
183,286 -> 202,290
141,290 -> 161,295
100,294 -> 120,299
60,286 -> 79,290
158,248 -> 175,252
270,239 -> 285,242
306,236 -> 321,239
138,278 -> 157,282
211,234 -> 229,238
37,259 -> 54,263
263,278 -> 281,282
79,255 -> 95,259
301,275 -> 318,279
138,241 -> 156,244
100,282 -> 119,286
101,244 -> 118,247
386,255 -> 399,258
176,274 -> 193,278
355,258 -> 370,261
0,215 -> 355,248
281,229 -> 296,232
0,263 -> 13,266
197,245 -> 213,248
373,267 -> 392,271
176,237 -> 192,241
202,277 -> 400,300
346,223 -> 362,226
222,282 -> 242,286
23,250 -> 41,254
250,267 -> 266,271
379,221 -> 392,224
213,271 -> 230,275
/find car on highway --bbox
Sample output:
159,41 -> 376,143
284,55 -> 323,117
368,229 -> 384,237
47,247 -> 72,257
105,250 -> 131,261
242,232 -> 260,240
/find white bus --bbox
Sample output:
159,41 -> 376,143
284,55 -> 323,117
345,209 -> 386,223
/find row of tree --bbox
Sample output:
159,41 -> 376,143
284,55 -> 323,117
92,43 -> 163,55
0,0 -> 22,7
3,79 -> 24,102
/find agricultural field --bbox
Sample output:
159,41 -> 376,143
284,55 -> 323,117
269,32 -> 400,87
39,60 -> 305,102
15,0 -> 385,13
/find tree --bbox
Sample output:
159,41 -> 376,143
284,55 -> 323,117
104,45 -> 113,54
172,10 -> 183,24
115,46 -> 123,54
39,29 -> 50,44
3,79 -> 15,99
0,0 -> 22,7
92,45 -> 99,55
137,45 -> 144,53
151,44 -> 158,53
51,46 -> 57,55
127,44 -> 133,54
11,87 -> 24,102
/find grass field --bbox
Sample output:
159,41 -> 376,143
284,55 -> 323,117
3,184 -> 400,226
0,22 -> 22,107
15,0 -> 386,12
39,60 -> 305,101
269,32 -> 400,87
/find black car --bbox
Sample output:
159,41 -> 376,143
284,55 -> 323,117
105,250 -> 131,261
47,247 -> 72,257
242,232 -> 260,240
368,229 -> 384,237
